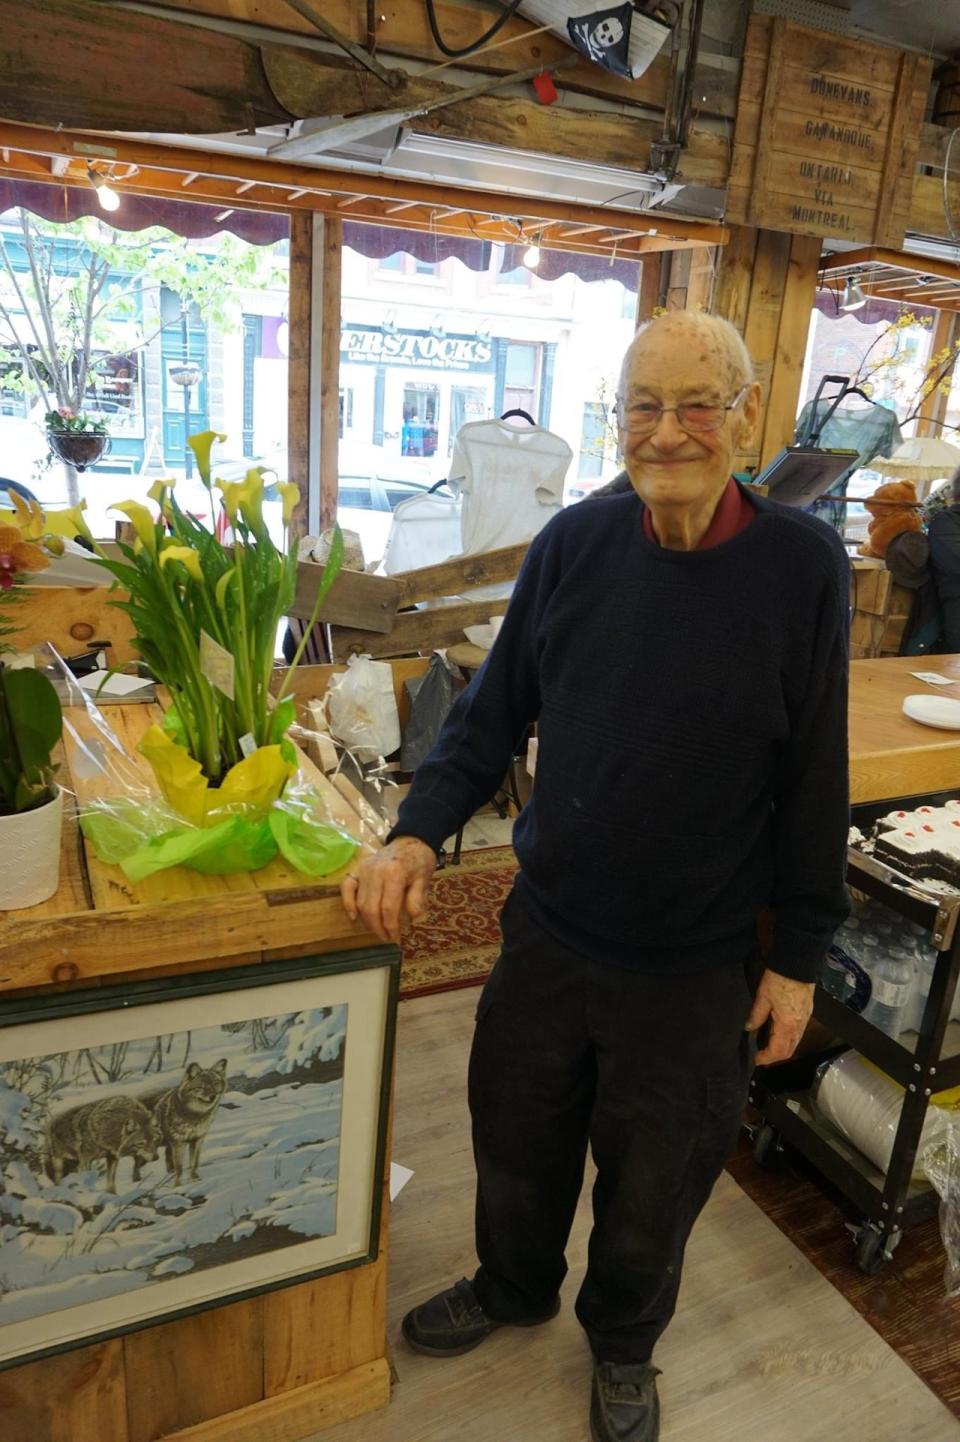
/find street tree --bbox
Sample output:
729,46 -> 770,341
0,208 -> 281,501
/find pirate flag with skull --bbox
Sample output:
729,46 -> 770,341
567,4 -> 634,76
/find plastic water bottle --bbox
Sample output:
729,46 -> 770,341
903,940 -> 938,1034
861,947 -> 913,1039
822,946 -> 853,1000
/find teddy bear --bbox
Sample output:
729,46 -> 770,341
857,480 -> 923,560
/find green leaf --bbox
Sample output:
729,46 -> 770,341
0,666 -> 61,812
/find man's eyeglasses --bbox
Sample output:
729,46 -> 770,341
615,385 -> 749,436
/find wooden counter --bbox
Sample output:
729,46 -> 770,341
850,653 -> 960,803
0,697 -> 394,1442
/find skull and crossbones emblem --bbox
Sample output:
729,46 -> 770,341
567,5 -> 633,72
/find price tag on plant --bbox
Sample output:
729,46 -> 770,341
199,630 -> 235,700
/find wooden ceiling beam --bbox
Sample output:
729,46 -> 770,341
138,0 -> 738,120
0,121 -> 727,248
0,151 -> 667,258
821,246 -> 960,284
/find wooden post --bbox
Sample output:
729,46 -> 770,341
319,215 -> 343,535
759,233 -> 821,468
713,225 -> 758,335
636,253 -> 664,326
685,248 -> 716,313
287,212 -> 313,544
917,308 -> 959,438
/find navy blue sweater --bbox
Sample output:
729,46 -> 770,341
391,489 -> 851,982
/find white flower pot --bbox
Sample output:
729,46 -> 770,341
0,788 -> 64,910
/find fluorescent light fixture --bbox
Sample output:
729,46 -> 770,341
268,110 -> 425,162
87,165 -> 120,212
840,274 -> 866,311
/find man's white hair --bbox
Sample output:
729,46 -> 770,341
619,312 -> 755,395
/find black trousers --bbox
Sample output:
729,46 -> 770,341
469,886 -> 756,1364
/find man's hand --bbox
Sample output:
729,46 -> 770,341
745,969 -> 815,1066
340,836 -> 438,945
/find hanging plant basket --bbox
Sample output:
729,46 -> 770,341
47,431 -> 111,472
170,363 -> 202,388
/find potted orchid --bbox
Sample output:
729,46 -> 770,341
46,432 -> 356,882
45,408 -> 111,472
0,495 -> 65,909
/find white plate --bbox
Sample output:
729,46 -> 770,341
902,693 -> 960,730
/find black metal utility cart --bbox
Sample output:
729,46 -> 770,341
749,789 -> 960,1275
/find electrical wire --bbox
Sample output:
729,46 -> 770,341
423,0 -> 528,59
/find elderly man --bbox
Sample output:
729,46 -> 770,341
342,312 -> 850,1442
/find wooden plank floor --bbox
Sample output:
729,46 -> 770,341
309,990 -> 960,1442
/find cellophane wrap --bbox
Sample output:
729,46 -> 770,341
56,657 -> 360,882
919,1114 -> 960,1299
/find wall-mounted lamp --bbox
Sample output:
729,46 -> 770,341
87,164 -> 120,213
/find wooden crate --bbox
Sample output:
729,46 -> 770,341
850,559 -> 912,659
0,698 -> 394,1442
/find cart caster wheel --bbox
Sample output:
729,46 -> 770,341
752,1122 -> 784,1171
853,1226 -> 901,1276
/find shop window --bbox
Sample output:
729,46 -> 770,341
448,385 -> 487,451
494,244 -> 532,288
402,382 -> 439,457
578,402 -> 606,479
87,352 -> 140,416
0,358 -> 30,417
339,387 -> 354,439
378,252 -> 439,280
503,342 -> 540,419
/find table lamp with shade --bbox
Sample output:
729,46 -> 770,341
871,437 -> 960,501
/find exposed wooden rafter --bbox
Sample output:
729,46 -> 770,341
0,121 -> 727,259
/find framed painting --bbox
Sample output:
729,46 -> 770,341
0,949 -> 398,1370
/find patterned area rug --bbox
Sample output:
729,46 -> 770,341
400,845 -> 517,1000
727,1132 -> 960,1418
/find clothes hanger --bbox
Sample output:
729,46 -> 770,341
500,407 -> 536,426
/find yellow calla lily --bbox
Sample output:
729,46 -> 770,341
215,567 -> 235,610
159,545 -> 203,583
276,481 -> 300,528
216,470 -> 265,530
147,478 -> 176,506
44,500 -> 95,546
187,430 -> 227,487
239,468 -> 266,529
9,491 -> 45,540
110,500 -> 158,555
216,481 -> 245,524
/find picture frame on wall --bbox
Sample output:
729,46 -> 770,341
0,950 -> 398,1371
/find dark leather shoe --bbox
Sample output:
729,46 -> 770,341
401,1277 -> 559,1357
590,1361 -> 661,1442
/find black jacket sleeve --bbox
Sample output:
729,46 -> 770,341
766,540 -> 851,982
387,524 -> 559,852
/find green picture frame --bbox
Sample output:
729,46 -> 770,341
0,947 -> 399,1371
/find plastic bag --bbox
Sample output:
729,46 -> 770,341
918,1114 -> 960,1299
400,653 -> 458,771
326,654 -> 401,762
50,650 -> 360,882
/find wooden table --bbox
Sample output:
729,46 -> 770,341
849,653 -> 960,803
0,695 -> 394,1442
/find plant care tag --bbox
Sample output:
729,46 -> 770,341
239,731 -> 257,758
200,629 -> 235,700
912,671 -> 955,686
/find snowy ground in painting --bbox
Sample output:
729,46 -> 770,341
0,1007 -> 346,1325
